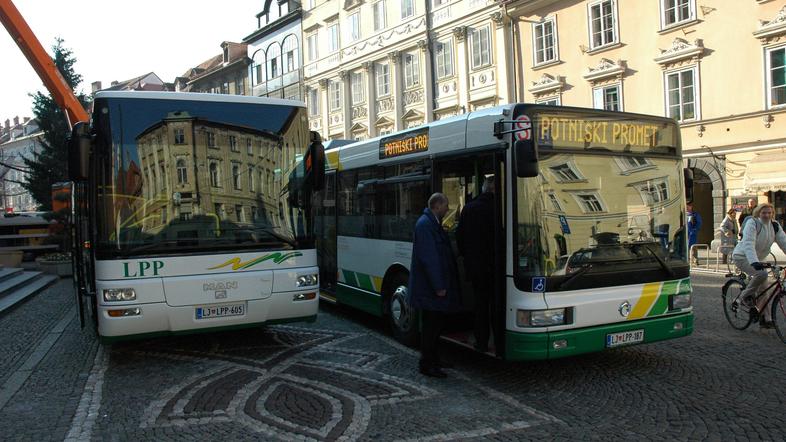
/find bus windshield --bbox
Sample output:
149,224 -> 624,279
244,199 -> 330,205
515,111 -> 688,292
92,97 -> 312,258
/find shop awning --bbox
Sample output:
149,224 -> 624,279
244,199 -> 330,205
744,152 -> 786,192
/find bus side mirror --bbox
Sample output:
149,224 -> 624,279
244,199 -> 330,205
307,131 -> 325,191
514,139 -> 539,178
684,168 -> 694,201
67,122 -> 91,181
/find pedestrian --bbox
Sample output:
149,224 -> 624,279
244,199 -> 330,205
457,176 -> 497,353
738,198 -> 757,239
408,193 -> 462,378
686,202 -> 702,265
731,203 -> 786,328
717,208 -> 738,265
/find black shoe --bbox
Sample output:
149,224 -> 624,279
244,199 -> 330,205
419,366 -> 447,378
760,318 -> 775,329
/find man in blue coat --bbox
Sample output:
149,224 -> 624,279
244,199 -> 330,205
409,193 -> 462,378
687,201 -> 702,265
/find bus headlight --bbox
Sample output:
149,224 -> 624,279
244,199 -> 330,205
517,308 -> 567,327
670,293 -> 692,309
296,274 -> 319,287
103,288 -> 136,302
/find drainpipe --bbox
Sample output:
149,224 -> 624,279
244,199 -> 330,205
425,0 -> 437,120
503,3 -> 519,103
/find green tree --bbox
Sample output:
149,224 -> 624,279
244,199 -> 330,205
22,38 -> 90,210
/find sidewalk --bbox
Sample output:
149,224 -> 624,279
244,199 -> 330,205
690,242 -> 786,274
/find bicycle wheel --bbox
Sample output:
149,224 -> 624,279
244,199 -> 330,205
771,292 -> 786,343
723,279 -> 753,330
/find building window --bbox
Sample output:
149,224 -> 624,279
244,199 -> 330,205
351,72 -> 364,104
282,35 -> 298,74
376,63 -> 390,96
246,139 -> 252,155
308,87 -> 320,116
767,45 -> 786,108
593,84 -> 621,111
373,1 -> 386,31
209,161 -> 220,187
248,167 -> 255,193
174,128 -> 185,144
550,163 -> 583,182
435,40 -> 454,79
548,193 -> 563,212
576,193 -> 605,213
236,76 -> 245,95
470,26 -> 491,69
401,0 -> 414,19
665,67 -> 698,122
329,80 -> 342,111
536,96 -> 560,106
236,205 -> 245,223
588,0 -> 617,50
661,0 -> 694,28
206,131 -> 216,148
328,23 -> 339,53
404,53 -> 420,88
307,33 -> 318,62
637,180 -> 670,205
347,13 -> 360,42
267,42 -> 281,79
615,156 -> 652,174
229,135 -> 238,152
533,18 -> 557,65
176,159 -> 188,184
232,163 -> 241,190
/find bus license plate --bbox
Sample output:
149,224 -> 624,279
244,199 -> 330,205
195,302 -> 245,320
606,329 -> 644,348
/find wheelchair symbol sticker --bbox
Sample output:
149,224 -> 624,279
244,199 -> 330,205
532,277 -> 546,292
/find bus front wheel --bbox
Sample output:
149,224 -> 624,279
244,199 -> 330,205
387,273 -> 419,347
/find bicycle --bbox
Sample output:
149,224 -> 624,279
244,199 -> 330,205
722,262 -> 786,343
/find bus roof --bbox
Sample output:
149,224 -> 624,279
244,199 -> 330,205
93,91 -> 306,109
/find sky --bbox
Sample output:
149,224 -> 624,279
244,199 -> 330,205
1,0 -> 262,122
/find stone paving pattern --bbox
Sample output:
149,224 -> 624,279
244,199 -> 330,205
1,273 -> 786,441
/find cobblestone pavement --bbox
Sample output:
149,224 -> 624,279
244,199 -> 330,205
2,273 -> 786,441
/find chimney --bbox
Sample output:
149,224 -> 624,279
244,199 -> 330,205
3,120 -> 9,130
111,80 -> 119,86
13,116 -> 19,126
91,81 -> 102,93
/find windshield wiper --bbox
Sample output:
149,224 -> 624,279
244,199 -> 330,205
640,243 -> 675,277
558,264 -> 593,290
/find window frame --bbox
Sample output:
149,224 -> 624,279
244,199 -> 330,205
373,1 -> 386,32
401,0 -> 414,19
532,17 -> 558,66
308,87 -> 320,116
329,80 -> 342,111
176,158 -> 188,184
660,0 -> 695,30
307,33 -> 319,62
328,23 -> 340,53
765,44 -> 786,110
587,0 -> 619,51
403,52 -> 420,88
173,128 -> 185,144
435,39 -> 455,79
347,13 -> 360,42
376,62 -> 391,97
351,72 -> 365,104
232,162 -> 242,190
209,160 -> 221,187
592,83 -> 623,111
469,25 -> 492,70
664,65 -> 700,122
536,96 -> 561,106
569,191 -> 607,214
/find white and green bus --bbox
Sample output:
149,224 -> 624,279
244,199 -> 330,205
69,91 -> 325,341
314,104 -> 693,360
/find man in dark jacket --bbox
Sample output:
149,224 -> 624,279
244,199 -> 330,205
457,176 -> 496,352
738,198 -> 757,239
409,193 -> 461,378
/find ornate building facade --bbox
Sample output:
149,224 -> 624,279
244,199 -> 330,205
302,0 -> 514,141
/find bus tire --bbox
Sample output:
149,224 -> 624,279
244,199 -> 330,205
386,273 -> 419,347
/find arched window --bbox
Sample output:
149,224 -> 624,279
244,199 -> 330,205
176,159 -> 188,184
251,49 -> 266,85
266,42 -> 281,79
281,34 -> 299,74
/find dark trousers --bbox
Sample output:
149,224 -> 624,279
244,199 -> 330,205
420,309 -> 445,369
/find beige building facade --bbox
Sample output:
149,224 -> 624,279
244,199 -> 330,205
302,0 -> 515,141
505,0 -> 786,246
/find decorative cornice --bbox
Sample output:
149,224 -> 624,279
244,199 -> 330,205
417,39 -> 428,52
654,38 -> 704,66
453,26 -> 468,43
388,51 -> 401,64
341,17 -> 426,58
754,6 -> 786,41
528,73 -> 565,95
583,58 -> 627,82
318,79 -> 329,89
490,11 -> 505,29
338,70 -> 348,80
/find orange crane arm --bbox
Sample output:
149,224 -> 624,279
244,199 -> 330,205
0,0 -> 89,128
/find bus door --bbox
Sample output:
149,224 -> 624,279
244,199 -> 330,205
315,171 -> 338,297
434,153 -> 504,355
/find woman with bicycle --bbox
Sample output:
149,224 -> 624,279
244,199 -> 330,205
731,203 -> 786,328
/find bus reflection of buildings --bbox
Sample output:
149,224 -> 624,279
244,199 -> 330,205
538,153 -> 682,271
135,111 -> 285,232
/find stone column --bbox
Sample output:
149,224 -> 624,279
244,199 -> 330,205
419,39 -> 434,123
453,26 -> 469,113
389,51 -> 403,131
363,61 -> 376,138
339,70 -> 351,139
319,79 -> 330,139
491,11 -> 511,105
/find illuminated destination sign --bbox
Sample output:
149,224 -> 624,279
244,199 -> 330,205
534,113 -> 677,155
379,127 -> 429,159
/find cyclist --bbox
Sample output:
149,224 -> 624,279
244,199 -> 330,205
731,203 -> 786,328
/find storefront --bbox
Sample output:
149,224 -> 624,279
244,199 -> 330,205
743,150 -> 786,226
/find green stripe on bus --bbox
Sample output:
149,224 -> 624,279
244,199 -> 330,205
355,272 -> 375,292
648,280 -> 679,317
336,283 -> 383,316
342,269 -> 359,287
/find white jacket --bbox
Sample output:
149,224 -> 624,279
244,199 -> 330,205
732,218 -> 786,263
